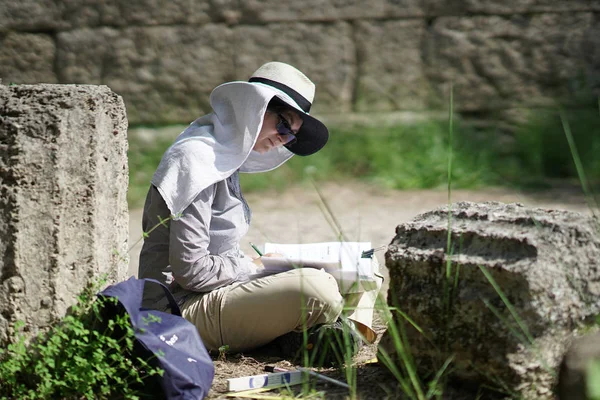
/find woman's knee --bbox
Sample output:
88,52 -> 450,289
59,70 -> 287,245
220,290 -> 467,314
286,269 -> 343,307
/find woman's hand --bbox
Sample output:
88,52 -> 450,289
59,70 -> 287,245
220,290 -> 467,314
252,257 -> 263,267
252,252 -> 284,267
263,252 -> 284,258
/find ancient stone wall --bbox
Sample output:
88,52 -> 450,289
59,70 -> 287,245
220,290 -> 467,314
0,84 -> 129,344
1,1 -> 598,125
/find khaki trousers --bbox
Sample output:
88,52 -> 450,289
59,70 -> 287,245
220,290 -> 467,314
181,268 -> 344,353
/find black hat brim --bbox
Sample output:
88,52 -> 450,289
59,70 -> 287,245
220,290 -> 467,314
285,113 -> 329,156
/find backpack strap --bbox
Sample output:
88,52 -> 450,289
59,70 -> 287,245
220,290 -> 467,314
141,278 -> 182,316
100,277 -> 183,323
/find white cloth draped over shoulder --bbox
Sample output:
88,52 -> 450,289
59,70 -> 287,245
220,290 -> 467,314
151,81 -> 301,218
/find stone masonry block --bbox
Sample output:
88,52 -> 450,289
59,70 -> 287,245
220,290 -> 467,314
57,25 -> 234,125
0,84 -> 128,344
0,33 -> 57,84
233,22 -> 357,114
0,0 -> 210,31
355,20 -> 431,112
441,0 -> 600,15
381,201 -> 600,399
212,0 -> 600,24
212,0 -> 599,24
416,0 -> 600,17
424,12 -> 599,111
226,0 -> 423,23
59,0 -> 211,28
0,0 -> 64,32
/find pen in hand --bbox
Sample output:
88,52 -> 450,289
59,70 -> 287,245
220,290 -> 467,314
249,242 -> 263,257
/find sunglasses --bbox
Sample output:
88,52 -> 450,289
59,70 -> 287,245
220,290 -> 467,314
276,113 -> 297,146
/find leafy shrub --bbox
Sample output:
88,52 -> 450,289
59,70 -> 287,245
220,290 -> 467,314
0,278 -> 163,399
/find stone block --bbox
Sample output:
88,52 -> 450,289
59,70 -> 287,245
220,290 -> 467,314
0,33 -> 57,84
57,25 -> 234,125
211,0 -> 600,23
233,22 -> 357,114
423,13 -> 599,111
223,0 -> 423,22
0,84 -> 128,344
381,201 -> 600,399
0,0 -> 64,32
444,0 -> 600,15
60,0 -> 211,28
354,20 -> 431,112
0,0 -> 211,31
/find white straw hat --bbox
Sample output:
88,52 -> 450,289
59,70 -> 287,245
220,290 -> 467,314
248,62 -> 329,156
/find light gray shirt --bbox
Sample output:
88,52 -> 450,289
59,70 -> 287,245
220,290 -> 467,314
138,171 -> 256,310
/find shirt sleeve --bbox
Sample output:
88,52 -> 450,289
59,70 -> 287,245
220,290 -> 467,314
168,185 -> 256,292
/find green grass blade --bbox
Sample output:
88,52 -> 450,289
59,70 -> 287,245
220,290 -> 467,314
478,265 -> 555,377
310,179 -> 349,242
477,265 -> 534,344
560,109 -> 598,217
481,298 -> 529,345
425,354 -> 454,399
377,347 -> 417,398
393,308 -> 437,351
378,298 -> 426,400
442,83 -> 456,355
447,83 -> 454,252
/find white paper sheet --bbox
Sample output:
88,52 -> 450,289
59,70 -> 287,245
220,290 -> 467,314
259,242 -> 375,292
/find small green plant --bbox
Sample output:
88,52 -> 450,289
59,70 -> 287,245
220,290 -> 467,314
0,277 -> 164,399
128,212 -> 182,254
218,344 -> 230,362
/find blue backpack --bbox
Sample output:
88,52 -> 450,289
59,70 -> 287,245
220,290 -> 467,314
99,277 -> 214,399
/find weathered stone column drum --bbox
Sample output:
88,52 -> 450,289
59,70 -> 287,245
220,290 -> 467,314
381,201 -> 600,399
0,84 -> 129,345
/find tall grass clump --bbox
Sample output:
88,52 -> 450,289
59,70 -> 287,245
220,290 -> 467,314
511,107 -> 600,190
376,291 -> 455,400
374,88 -> 458,400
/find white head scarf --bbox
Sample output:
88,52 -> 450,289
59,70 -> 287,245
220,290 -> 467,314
150,81 -> 299,217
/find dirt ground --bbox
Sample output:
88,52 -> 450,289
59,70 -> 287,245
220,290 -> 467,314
127,182 -> 591,399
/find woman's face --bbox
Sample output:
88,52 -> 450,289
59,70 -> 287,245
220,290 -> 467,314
253,108 -> 303,154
